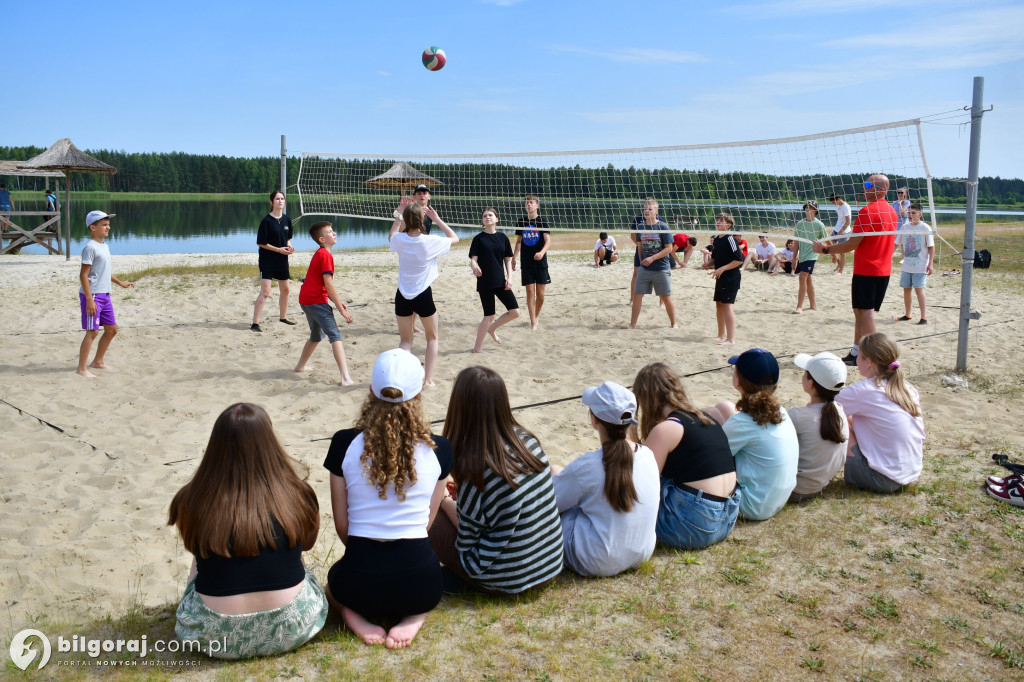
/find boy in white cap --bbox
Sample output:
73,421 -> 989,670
550,381 -> 660,577
77,211 -> 135,377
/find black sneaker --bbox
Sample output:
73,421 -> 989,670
250,323 -> 263,333
842,353 -> 857,366
279,318 -> 297,325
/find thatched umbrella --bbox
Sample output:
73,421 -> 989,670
19,138 -> 117,260
364,162 -> 442,194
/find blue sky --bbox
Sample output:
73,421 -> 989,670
6,0 -> 1022,179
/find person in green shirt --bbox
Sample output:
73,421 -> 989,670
793,200 -> 828,314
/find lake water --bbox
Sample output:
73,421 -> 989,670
8,196 -> 1023,256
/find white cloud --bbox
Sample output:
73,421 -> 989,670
550,45 -> 707,64
476,0 -> 526,5
823,6 -> 1024,52
722,0 -> 938,17
377,70 -> 391,77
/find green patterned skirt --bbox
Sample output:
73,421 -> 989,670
175,569 -> 328,659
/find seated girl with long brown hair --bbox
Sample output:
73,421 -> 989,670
323,349 -> 452,649
632,363 -> 740,550
429,365 -> 563,594
168,403 -> 327,659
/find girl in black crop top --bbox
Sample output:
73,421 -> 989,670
168,403 -> 326,658
632,363 -> 737,499
632,363 -> 741,551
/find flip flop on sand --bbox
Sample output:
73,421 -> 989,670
943,269 -> 961,277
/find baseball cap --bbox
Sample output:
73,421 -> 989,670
413,184 -> 431,193
582,381 -> 638,426
803,200 -> 819,211
728,348 -> 780,386
371,349 -> 424,403
794,352 -> 847,391
86,210 -> 115,226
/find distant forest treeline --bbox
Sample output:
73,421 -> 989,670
2,145 -> 1022,206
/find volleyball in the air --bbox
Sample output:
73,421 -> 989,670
422,46 -> 446,71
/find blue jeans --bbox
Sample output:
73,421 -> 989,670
656,477 -> 740,550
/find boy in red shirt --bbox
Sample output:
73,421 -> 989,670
295,222 -> 355,385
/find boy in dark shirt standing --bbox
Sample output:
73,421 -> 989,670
513,195 -> 551,330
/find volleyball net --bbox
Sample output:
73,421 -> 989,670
294,118 -> 936,244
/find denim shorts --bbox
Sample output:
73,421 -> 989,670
899,271 -> 927,289
655,477 -> 740,550
300,303 -> 342,343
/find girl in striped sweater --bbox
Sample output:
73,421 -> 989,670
429,366 -> 564,594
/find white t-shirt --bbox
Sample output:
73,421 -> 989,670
833,201 -> 852,234
779,247 -> 794,262
340,432 -> 442,539
788,402 -> 848,496
755,241 -> 776,260
594,236 -> 616,251
837,379 -> 924,485
390,232 -> 452,299
80,240 -> 112,294
552,444 -> 660,577
895,221 -> 934,274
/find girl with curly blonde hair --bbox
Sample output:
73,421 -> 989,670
323,349 -> 452,649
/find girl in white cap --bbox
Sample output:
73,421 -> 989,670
322,349 -> 452,649
788,352 -> 849,502
549,381 -> 660,577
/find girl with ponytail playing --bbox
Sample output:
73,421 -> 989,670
787,352 -> 849,502
632,363 -> 740,550
836,332 -> 925,493
550,382 -> 660,577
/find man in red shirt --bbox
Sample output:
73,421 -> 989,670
813,174 -> 898,365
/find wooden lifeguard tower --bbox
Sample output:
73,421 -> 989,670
0,160 -> 65,255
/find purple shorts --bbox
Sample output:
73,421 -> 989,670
80,293 -> 116,330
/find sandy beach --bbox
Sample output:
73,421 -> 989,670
1,243 -> 1022,648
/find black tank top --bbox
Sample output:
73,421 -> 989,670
195,519 -> 306,597
661,410 -> 736,486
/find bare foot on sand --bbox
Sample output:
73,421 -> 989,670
792,308 -> 803,314
715,339 -> 735,345
339,375 -> 354,386
342,607 -> 386,645
76,369 -> 96,378
294,365 -> 315,373
488,327 -> 502,345
88,361 -> 109,369
385,613 -> 426,649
